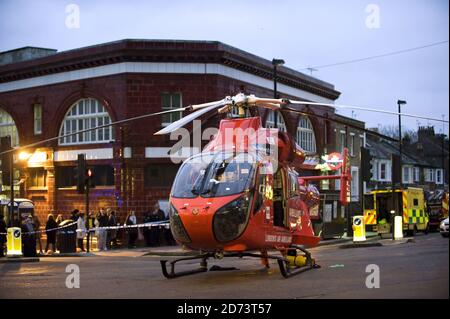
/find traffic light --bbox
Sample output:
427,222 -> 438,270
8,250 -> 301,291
76,154 -> 86,194
360,146 -> 373,182
86,168 -> 95,189
1,136 -> 12,186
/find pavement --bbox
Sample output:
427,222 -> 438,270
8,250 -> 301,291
0,231 -> 380,260
0,232 -> 447,299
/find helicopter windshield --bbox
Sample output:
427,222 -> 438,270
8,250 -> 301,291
171,152 -> 256,198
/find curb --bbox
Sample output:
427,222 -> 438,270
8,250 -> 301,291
318,235 -> 379,247
0,257 -> 40,263
143,250 -> 200,257
37,253 -> 95,257
339,242 -> 383,249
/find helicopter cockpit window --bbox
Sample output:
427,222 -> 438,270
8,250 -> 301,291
171,152 -> 256,198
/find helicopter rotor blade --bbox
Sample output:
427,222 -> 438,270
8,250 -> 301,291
154,98 -> 230,135
287,100 -> 449,124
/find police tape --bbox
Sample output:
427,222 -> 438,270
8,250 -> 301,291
0,220 -> 170,236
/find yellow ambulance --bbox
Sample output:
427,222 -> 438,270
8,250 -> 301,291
363,187 -> 429,236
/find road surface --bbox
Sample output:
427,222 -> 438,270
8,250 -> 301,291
0,233 -> 448,299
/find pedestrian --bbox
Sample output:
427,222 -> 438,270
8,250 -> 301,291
107,209 -> 118,249
125,211 -> 138,248
76,212 -> 86,252
0,214 -> 6,257
56,214 -> 64,225
150,203 -> 166,246
32,214 -> 43,254
143,211 -> 152,247
45,214 -> 58,254
21,216 -> 37,257
95,209 -> 108,251
70,209 -> 79,222
8,214 -> 20,228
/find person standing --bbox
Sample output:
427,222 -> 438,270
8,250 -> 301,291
143,211 -> 152,247
55,214 -> 64,225
150,203 -> 166,246
76,212 -> 86,252
97,209 -> 108,251
70,209 -> 79,222
45,214 -> 58,254
32,214 -> 43,254
21,216 -> 37,257
125,211 -> 138,248
107,209 -> 117,249
0,215 -> 6,257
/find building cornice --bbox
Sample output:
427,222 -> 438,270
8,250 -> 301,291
0,39 -> 340,100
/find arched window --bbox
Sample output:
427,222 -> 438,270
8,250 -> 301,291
59,98 -> 114,145
0,108 -> 19,147
265,110 -> 286,132
296,116 -> 316,153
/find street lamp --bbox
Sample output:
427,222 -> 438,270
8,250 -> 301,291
272,58 -> 285,128
397,100 -> 406,189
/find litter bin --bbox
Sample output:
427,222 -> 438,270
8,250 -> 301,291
7,227 -> 22,257
57,220 -> 77,253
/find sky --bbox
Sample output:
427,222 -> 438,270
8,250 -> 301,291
0,0 -> 448,135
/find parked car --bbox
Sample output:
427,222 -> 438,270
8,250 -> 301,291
440,217 -> 449,237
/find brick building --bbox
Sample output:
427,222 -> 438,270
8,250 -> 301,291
0,39 -> 354,226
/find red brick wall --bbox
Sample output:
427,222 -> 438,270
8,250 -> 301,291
1,72 -> 336,225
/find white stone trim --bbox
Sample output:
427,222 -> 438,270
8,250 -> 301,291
145,146 -> 200,159
54,147 -> 113,161
0,62 -> 334,104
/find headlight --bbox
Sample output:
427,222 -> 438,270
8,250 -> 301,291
213,194 -> 252,243
169,203 -> 191,243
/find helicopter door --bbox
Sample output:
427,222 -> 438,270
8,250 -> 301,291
273,168 -> 287,227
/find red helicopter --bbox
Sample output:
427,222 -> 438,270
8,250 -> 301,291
154,93 -> 351,278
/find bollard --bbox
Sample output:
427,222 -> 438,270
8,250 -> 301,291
6,227 -> 23,257
394,215 -> 403,240
352,216 -> 366,242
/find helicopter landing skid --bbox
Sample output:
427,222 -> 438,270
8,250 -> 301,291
160,248 -> 319,279
276,245 -> 320,278
160,253 -> 211,279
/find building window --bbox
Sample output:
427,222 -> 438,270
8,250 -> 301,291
351,167 -> 359,201
56,166 -> 76,188
59,98 -> 114,145
161,93 -> 182,126
403,166 -> 412,184
296,116 -> 316,153
144,164 -> 180,187
425,168 -> 434,182
380,163 -> 387,180
0,108 -> 19,147
339,132 -> 346,153
436,169 -> 443,184
349,134 -> 355,156
34,104 -> 42,135
56,165 -> 114,188
324,121 -> 329,145
91,165 -> 114,186
414,167 -> 420,182
265,110 -> 286,132
28,167 -> 46,188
